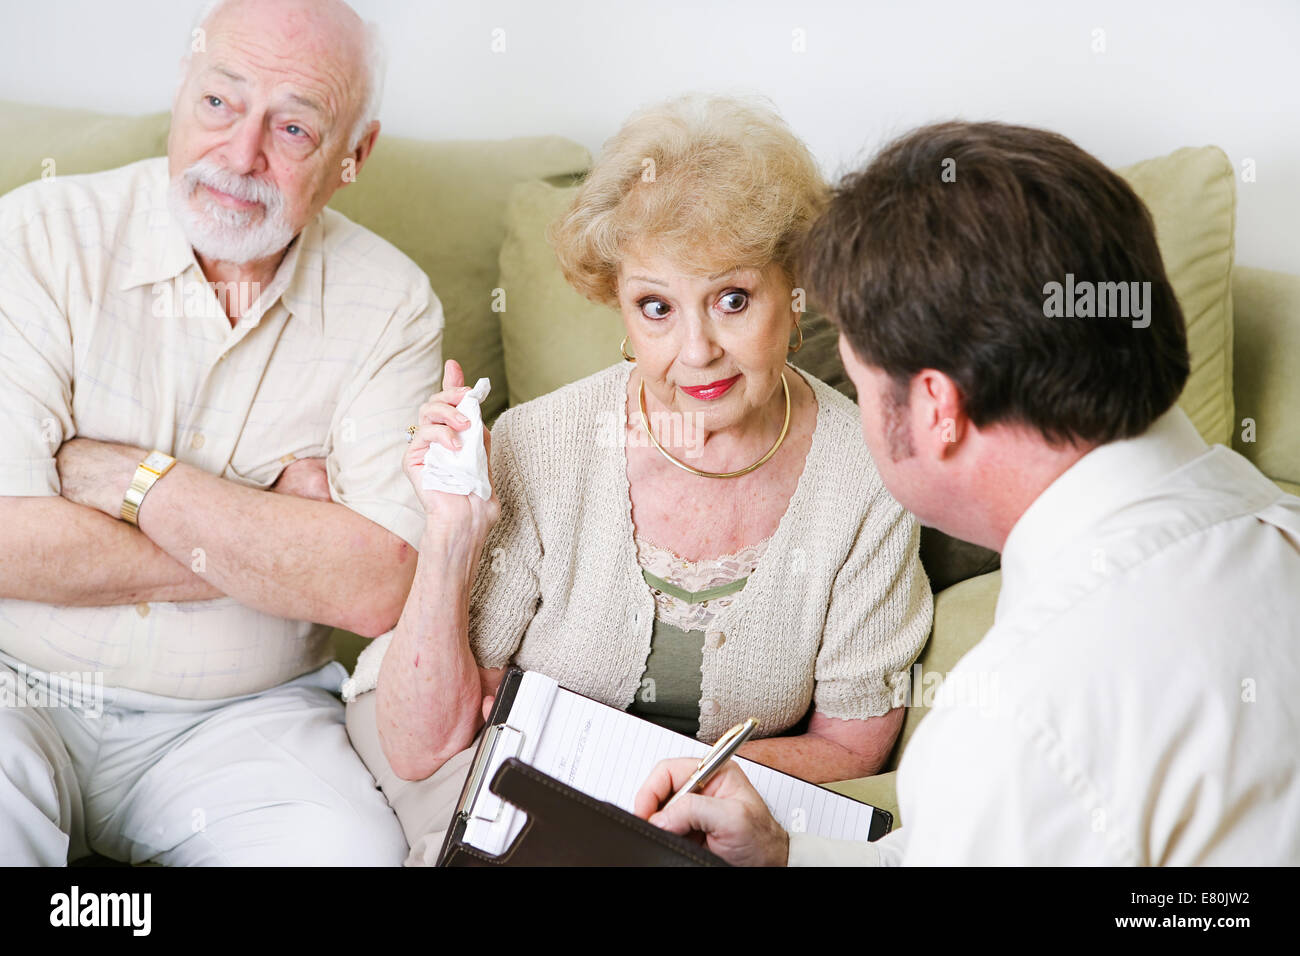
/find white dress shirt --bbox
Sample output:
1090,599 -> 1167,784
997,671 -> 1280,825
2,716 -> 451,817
789,406 -> 1300,865
0,158 -> 443,698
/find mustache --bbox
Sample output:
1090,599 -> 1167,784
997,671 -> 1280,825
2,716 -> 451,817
181,159 -> 284,212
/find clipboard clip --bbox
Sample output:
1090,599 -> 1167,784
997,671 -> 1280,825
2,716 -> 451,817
462,722 -> 525,824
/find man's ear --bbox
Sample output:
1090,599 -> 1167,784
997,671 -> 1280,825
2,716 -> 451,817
339,121 -> 381,187
913,368 -> 968,458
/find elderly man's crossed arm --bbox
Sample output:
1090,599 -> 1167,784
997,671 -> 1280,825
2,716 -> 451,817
0,443 -> 414,639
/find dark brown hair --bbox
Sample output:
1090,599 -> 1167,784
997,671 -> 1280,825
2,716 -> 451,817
799,121 -> 1190,446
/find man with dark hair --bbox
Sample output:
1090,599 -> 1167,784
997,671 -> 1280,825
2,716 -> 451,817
635,121 -> 1300,865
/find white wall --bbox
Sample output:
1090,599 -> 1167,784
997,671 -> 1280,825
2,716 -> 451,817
1,0 -> 1296,272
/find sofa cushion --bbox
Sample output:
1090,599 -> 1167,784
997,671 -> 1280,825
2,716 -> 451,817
333,628 -> 367,673
0,100 -> 170,190
1116,146 -> 1236,448
0,100 -> 593,426
1230,266 -> 1300,487
497,181 -> 625,409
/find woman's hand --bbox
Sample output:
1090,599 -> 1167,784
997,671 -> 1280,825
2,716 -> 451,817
404,359 -> 501,544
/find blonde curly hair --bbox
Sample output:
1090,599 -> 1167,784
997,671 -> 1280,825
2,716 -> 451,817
549,94 -> 829,307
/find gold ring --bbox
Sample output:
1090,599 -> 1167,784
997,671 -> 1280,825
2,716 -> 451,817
406,425 -> 417,442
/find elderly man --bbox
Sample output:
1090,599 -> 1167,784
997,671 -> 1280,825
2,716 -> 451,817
0,0 -> 438,865
636,121 -> 1300,865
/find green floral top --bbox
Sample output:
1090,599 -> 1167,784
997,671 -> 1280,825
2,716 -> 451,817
627,534 -> 771,737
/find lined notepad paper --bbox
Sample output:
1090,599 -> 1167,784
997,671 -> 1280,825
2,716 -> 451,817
463,671 -> 880,856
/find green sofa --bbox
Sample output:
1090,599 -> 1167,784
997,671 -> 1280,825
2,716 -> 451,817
3,100 -> 1297,837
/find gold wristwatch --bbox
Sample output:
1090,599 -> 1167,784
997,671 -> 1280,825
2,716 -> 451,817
120,450 -> 177,526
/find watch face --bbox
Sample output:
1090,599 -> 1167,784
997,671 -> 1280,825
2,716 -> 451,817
143,451 -> 173,471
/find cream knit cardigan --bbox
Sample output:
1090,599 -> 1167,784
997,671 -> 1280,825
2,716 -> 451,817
348,361 -> 933,743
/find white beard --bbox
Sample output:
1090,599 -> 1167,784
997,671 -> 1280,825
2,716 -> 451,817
167,158 -> 296,265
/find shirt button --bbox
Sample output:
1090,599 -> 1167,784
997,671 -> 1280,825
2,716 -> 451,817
190,432 -> 205,449
135,602 -> 150,617
700,698 -> 719,716
706,630 -> 725,649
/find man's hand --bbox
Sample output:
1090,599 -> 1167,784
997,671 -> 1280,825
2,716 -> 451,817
55,438 -> 148,517
633,758 -> 790,867
271,457 -> 332,502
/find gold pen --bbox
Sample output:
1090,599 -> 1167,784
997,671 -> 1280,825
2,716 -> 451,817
661,718 -> 759,812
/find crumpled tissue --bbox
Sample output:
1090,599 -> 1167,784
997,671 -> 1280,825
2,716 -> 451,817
421,377 -> 492,500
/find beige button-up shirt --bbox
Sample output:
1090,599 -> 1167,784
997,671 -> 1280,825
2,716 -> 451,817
0,157 -> 443,698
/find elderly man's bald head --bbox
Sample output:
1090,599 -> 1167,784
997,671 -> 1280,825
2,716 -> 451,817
188,0 -> 383,150
167,0 -> 386,268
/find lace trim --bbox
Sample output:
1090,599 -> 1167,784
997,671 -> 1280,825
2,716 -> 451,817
635,534 -> 771,632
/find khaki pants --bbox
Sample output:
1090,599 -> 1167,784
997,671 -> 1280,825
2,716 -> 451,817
344,689 -> 480,866
0,651 -> 406,866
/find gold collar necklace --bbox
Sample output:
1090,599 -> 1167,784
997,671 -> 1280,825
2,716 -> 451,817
637,368 -> 791,479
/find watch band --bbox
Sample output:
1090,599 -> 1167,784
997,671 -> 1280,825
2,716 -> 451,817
120,451 -> 177,526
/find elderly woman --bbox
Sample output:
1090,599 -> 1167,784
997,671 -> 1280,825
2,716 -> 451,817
344,94 -> 933,864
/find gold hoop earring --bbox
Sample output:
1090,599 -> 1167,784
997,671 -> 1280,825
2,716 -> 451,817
788,319 -> 803,353
621,336 -> 637,363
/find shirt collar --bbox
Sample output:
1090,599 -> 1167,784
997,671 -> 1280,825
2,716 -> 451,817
118,158 -> 197,291
996,404 -> 1209,618
247,216 -> 324,332
119,158 -> 327,333
279,212 -> 325,332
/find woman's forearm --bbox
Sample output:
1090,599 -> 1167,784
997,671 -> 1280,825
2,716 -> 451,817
737,731 -> 891,784
375,520 -> 488,781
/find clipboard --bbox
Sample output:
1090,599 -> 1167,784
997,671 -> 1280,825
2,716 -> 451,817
438,668 -> 726,866
437,667 -> 892,866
